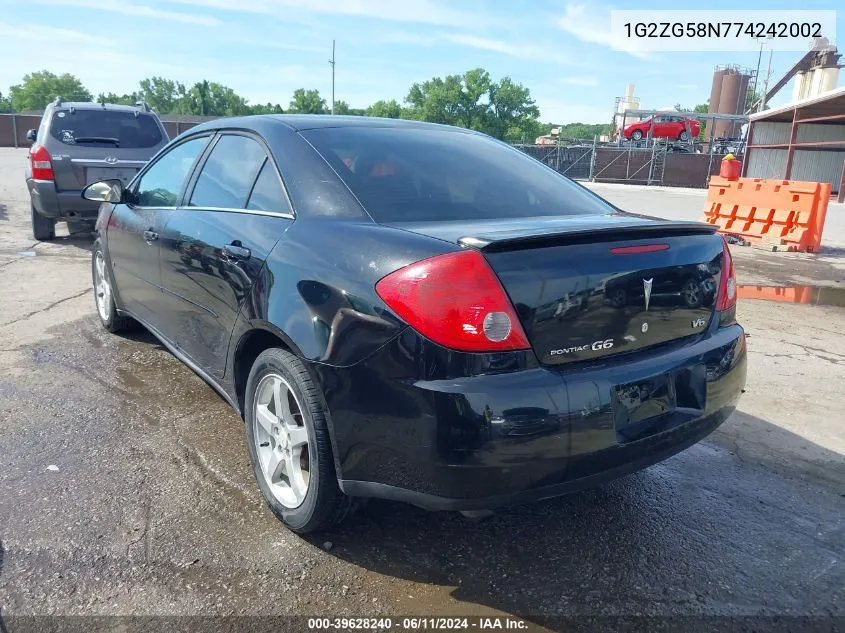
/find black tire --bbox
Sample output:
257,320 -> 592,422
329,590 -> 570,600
244,348 -> 357,533
631,130 -> 643,141
679,130 -> 690,142
92,238 -> 134,333
31,206 -> 55,241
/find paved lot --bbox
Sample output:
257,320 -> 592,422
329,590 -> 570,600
0,148 -> 843,629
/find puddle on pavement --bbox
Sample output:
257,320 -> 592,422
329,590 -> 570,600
15,251 -> 36,257
737,285 -> 845,308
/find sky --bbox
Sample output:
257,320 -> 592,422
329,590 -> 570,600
0,0 -> 842,124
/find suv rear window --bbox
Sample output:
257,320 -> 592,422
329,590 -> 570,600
49,109 -> 163,148
302,127 -> 610,223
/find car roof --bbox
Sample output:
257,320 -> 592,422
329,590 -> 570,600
49,101 -> 156,115
187,114 -> 481,136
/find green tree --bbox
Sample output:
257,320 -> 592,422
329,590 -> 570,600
97,91 -> 140,106
249,102 -> 284,115
487,76 -> 540,141
405,68 -> 540,140
8,71 -> 92,111
556,123 -> 611,139
0,90 -> 11,113
139,76 -> 180,113
332,100 -> 364,115
288,89 -> 327,114
366,99 -> 403,119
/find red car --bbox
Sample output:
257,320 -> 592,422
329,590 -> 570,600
623,115 -> 700,141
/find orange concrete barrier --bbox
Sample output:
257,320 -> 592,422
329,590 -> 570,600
702,177 -> 831,252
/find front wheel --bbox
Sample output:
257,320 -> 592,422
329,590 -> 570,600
92,239 -> 134,333
679,130 -> 690,142
244,348 -> 357,533
631,130 -> 643,141
31,206 -> 55,241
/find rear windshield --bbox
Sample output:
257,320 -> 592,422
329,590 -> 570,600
302,127 -> 611,223
49,109 -> 164,148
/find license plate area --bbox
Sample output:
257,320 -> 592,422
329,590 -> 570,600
86,167 -> 136,185
612,367 -> 706,443
613,374 -> 676,443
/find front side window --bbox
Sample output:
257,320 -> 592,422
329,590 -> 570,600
189,135 -> 267,209
134,136 -> 209,207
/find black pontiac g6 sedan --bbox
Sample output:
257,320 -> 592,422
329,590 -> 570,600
85,115 -> 746,533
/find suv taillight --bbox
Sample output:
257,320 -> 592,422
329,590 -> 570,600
715,236 -> 737,316
375,250 -> 530,352
30,144 -> 54,181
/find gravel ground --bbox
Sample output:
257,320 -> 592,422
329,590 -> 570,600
0,148 -> 843,632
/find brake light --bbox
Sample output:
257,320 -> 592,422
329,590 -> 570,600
715,236 -> 736,312
375,250 -> 530,352
610,244 -> 669,254
30,145 -> 54,181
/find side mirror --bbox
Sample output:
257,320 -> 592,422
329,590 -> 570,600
82,179 -> 124,203
25,129 -> 37,143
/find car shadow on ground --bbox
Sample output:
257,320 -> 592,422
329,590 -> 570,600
312,411 -> 844,623
0,203 -> 7,222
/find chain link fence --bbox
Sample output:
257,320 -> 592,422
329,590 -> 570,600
513,139 -> 741,188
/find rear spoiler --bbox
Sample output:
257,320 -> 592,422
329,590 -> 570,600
458,220 -> 717,252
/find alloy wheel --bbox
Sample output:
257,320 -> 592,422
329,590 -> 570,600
94,252 -> 112,322
253,373 -> 311,508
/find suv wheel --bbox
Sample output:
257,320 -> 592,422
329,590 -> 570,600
244,348 -> 358,533
92,239 -> 133,333
31,206 -> 55,241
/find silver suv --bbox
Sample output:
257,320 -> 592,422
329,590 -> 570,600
25,98 -> 169,240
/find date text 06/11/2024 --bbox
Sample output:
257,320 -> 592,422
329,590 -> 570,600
307,617 -> 529,630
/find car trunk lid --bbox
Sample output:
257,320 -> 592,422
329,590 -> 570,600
388,214 -> 725,365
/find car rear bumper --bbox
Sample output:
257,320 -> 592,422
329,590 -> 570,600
28,178 -> 100,220
313,324 -> 746,511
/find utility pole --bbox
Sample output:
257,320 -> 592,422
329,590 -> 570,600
329,39 -> 336,115
761,48 -> 774,111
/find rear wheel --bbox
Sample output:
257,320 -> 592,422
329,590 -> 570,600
245,348 -> 357,533
679,130 -> 690,142
92,239 -> 134,333
31,206 -> 55,241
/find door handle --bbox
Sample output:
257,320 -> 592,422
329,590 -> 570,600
144,230 -> 158,244
223,242 -> 251,261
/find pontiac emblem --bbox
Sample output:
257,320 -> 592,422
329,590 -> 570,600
642,278 -> 653,311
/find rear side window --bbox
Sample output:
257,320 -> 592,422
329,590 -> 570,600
49,109 -> 164,148
189,135 -> 267,209
247,161 -> 287,212
302,127 -> 611,223
135,136 -> 209,207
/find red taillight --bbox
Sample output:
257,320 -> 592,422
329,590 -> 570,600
715,236 -> 736,311
375,250 -> 530,352
30,145 -> 54,181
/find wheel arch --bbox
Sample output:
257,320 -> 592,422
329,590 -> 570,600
231,321 -> 346,481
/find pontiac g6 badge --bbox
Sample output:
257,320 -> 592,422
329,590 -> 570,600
550,339 -> 614,356
642,278 -> 653,311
